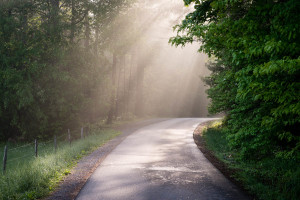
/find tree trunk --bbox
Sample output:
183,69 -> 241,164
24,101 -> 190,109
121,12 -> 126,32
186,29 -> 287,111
127,53 -> 134,114
70,0 -> 75,43
107,53 -> 117,124
123,56 -> 126,116
95,21 -> 99,55
115,60 -> 122,119
135,54 -> 144,117
84,10 -> 90,49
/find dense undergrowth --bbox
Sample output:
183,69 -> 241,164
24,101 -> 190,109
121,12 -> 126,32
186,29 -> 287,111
0,127 -> 121,200
203,121 -> 300,200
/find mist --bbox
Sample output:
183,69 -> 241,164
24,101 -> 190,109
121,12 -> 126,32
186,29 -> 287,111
0,0 -> 211,140
111,0 -> 210,118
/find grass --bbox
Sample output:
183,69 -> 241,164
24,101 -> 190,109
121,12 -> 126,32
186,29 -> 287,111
203,121 -> 300,200
0,127 -> 121,200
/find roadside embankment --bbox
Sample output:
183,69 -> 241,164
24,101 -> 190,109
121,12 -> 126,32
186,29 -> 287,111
193,120 -> 299,200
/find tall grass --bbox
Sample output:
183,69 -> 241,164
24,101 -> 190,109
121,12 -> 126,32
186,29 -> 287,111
0,128 -> 120,200
203,123 -> 300,200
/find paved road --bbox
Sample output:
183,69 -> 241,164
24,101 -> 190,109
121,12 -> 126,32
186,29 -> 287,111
76,118 -> 250,200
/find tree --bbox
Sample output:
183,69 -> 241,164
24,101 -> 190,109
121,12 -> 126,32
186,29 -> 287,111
0,0 -> 133,140
170,0 -> 300,160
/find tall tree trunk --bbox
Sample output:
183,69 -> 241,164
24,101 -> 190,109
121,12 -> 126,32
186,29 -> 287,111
95,21 -> 99,55
123,56 -> 126,116
135,54 -> 144,116
107,53 -> 117,124
84,10 -> 90,49
115,61 -> 122,119
127,53 -> 133,114
70,0 -> 75,43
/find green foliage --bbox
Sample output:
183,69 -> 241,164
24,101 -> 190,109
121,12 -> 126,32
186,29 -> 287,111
203,125 -> 300,200
171,0 -> 300,160
203,122 -> 232,160
0,0 -> 132,141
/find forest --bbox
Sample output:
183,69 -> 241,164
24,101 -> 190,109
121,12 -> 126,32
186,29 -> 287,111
0,0 -> 210,141
1,0 -> 299,158
0,0 -> 299,199
0,0 -> 131,140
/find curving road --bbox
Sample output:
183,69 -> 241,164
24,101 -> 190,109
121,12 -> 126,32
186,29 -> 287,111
76,118 -> 250,200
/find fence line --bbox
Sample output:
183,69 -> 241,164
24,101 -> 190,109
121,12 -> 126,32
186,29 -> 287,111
8,142 -> 35,151
6,154 -> 34,163
3,131 -> 73,154
2,127 -> 89,173
39,138 -> 55,146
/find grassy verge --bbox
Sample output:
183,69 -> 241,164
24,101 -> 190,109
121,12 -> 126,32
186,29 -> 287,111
0,127 -> 121,200
202,121 -> 300,200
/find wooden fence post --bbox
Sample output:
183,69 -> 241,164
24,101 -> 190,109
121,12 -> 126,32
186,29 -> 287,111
35,139 -> 38,157
68,129 -> 71,146
81,127 -> 84,139
3,145 -> 7,174
54,135 -> 57,153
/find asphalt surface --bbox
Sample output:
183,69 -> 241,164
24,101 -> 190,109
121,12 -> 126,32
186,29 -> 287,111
76,118 -> 250,200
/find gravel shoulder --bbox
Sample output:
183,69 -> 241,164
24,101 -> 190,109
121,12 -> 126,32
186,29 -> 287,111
45,119 -> 168,200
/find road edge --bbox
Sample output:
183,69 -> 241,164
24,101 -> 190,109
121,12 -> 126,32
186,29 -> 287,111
45,118 -> 169,200
193,120 -> 253,199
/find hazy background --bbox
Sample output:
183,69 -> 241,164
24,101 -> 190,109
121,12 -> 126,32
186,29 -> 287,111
127,0 -> 210,117
0,0 -> 211,140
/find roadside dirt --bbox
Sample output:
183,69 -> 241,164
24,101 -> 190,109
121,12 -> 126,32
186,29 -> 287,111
193,121 -> 252,199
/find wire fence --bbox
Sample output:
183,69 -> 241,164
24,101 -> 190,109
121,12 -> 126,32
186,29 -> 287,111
1,127 -> 90,174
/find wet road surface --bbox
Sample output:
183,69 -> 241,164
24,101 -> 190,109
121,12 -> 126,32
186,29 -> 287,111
76,118 -> 250,200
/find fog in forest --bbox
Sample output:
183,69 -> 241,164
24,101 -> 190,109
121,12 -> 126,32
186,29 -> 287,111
113,0 -> 210,118
0,0 -> 211,140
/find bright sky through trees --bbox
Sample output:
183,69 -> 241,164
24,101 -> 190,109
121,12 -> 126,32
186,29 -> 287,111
0,0 -> 209,140
130,0 -> 210,117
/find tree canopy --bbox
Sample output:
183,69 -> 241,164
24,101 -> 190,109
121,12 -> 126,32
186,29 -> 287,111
170,0 -> 300,160
0,0 -> 132,140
